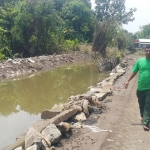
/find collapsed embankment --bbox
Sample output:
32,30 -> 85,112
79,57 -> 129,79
3,55 -> 128,150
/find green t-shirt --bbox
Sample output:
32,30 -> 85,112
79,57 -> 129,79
132,57 -> 150,90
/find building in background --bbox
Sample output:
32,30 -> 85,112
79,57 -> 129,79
135,39 -> 150,50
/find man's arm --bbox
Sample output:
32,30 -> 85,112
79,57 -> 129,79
124,72 -> 137,89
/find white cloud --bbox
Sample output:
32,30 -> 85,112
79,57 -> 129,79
123,0 -> 150,33
91,0 -> 150,33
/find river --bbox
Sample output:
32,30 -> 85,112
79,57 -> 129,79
0,61 -> 110,149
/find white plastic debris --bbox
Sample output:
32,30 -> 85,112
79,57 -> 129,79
84,125 -> 110,133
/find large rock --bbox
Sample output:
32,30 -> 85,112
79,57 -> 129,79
26,145 -> 39,150
89,96 -> 102,106
25,127 -> 51,149
14,147 -> 23,150
50,103 -> 64,112
116,69 -> 125,73
82,100 -> 89,117
50,105 -> 82,124
90,87 -> 103,93
57,122 -> 72,133
63,100 -> 81,110
42,124 -> 61,144
64,100 -> 74,107
93,93 -> 108,101
72,112 -> 86,122
68,94 -> 88,102
41,110 -> 58,119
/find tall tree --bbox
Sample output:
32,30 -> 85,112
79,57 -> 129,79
61,0 -> 95,42
92,0 -> 136,55
0,3 -> 19,59
53,0 -> 91,11
0,0 -> 13,6
92,20 -> 118,55
136,23 -> 150,39
95,0 -> 136,24
53,0 -> 68,11
12,0 -> 64,57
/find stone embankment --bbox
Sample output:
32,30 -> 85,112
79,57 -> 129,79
4,58 -> 128,150
98,58 -> 117,72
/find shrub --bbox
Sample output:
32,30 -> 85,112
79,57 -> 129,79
62,39 -> 79,51
0,53 -> 6,61
116,52 -> 121,64
0,47 -> 13,60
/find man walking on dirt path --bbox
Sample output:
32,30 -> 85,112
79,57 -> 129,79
125,45 -> 150,131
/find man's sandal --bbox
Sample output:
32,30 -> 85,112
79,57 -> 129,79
143,126 -> 149,131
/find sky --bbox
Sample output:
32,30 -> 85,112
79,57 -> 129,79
91,0 -> 150,33
123,0 -> 150,33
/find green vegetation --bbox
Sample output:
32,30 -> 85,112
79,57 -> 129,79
0,0 -> 136,59
93,0 -> 136,55
116,52 -> 121,64
136,24 -> 150,39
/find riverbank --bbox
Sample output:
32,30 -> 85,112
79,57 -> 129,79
0,47 -> 132,82
56,52 -> 150,150
56,55 -> 136,150
3,52 -> 129,149
2,49 -> 145,149
0,51 -> 93,82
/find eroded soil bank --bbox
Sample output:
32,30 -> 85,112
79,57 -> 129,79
0,51 -> 93,82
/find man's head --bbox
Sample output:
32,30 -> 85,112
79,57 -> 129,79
145,45 -> 150,60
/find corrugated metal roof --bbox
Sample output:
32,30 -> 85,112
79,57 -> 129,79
140,43 -> 150,45
138,39 -> 150,42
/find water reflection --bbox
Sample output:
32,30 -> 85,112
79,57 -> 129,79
0,62 -> 109,116
0,62 -> 109,149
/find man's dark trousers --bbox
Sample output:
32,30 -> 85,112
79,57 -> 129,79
137,89 -> 150,127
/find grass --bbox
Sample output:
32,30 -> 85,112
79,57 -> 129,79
79,44 -> 135,62
79,44 -> 92,54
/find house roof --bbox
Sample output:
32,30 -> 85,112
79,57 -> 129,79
135,39 -> 150,43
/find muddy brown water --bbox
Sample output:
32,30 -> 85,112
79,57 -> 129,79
0,61 -> 110,149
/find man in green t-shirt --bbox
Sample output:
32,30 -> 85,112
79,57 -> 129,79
125,45 -> 150,131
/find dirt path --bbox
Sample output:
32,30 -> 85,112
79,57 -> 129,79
56,57 -> 150,150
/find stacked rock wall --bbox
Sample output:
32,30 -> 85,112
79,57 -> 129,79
98,58 -> 117,72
